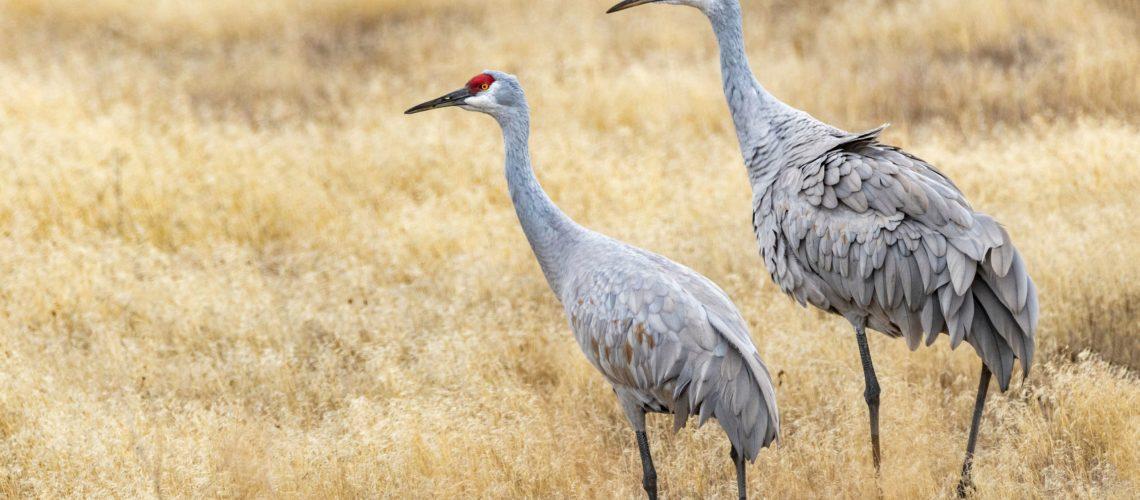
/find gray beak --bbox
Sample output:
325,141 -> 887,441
606,0 -> 661,13
404,88 -> 473,115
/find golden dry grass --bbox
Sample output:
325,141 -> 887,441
0,0 -> 1138,497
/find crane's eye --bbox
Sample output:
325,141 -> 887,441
465,73 -> 496,94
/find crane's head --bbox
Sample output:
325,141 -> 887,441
404,70 -> 525,118
606,0 -> 722,15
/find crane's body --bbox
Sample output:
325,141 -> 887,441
407,70 -> 778,499
563,237 -> 779,454
708,5 -> 1037,379
750,125 -> 1037,384
608,0 -> 1038,495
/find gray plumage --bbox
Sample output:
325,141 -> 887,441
566,243 -> 780,459
607,0 -> 1039,493
406,71 -> 778,496
757,131 -> 1037,390
657,0 -> 1037,390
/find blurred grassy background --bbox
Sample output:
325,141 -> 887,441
0,0 -> 1137,497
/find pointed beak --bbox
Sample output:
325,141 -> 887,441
404,88 -> 473,115
606,0 -> 660,14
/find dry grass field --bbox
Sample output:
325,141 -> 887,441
1,0 -> 1138,497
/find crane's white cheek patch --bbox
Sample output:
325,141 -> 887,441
465,93 -> 494,109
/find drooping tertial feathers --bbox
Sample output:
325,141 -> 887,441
757,127 -> 1037,390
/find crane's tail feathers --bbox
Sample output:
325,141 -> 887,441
938,222 -> 1037,391
671,346 -> 778,462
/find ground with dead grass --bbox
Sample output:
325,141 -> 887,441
0,0 -> 1137,498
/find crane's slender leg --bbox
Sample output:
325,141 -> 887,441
854,324 -> 882,472
956,364 -> 992,498
730,445 -> 747,500
619,395 -> 657,499
635,430 -> 658,500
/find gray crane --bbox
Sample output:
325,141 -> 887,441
406,70 -> 779,500
608,0 -> 1038,495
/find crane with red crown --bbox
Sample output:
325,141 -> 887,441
408,71 -> 780,499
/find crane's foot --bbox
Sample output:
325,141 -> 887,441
643,475 -> 657,500
956,477 -> 974,498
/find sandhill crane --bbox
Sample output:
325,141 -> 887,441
406,70 -> 779,499
608,0 -> 1038,495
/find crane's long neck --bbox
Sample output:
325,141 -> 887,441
497,108 -> 581,295
708,3 -> 791,192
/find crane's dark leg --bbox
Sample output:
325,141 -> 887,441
635,430 -> 658,500
956,364 -> 992,498
854,325 -> 882,472
730,446 -> 747,500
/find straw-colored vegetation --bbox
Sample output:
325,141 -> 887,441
0,0 -> 1137,497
